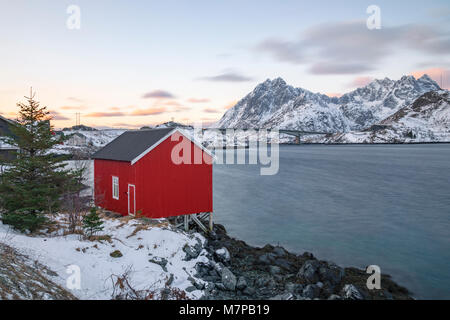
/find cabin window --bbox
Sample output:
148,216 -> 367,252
112,176 -> 119,200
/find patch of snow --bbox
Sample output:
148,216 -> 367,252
0,215 -> 209,300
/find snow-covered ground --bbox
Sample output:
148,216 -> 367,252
0,159 -> 211,300
0,215 -> 209,299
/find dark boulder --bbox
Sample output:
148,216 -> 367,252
297,260 -> 320,283
302,284 -> 321,299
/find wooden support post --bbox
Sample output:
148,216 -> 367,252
192,214 -> 209,233
209,212 -> 213,232
184,214 -> 189,231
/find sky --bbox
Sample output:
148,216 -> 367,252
0,0 -> 449,129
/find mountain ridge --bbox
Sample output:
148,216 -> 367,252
217,74 -> 441,134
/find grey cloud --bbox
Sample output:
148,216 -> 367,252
309,62 -> 374,75
199,72 -> 253,82
254,38 -> 304,64
142,90 -> 175,99
254,20 -> 450,75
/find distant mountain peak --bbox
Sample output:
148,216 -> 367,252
217,74 -> 442,131
418,74 -> 433,81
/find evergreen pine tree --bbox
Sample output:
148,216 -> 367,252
82,207 -> 104,237
0,89 -> 81,232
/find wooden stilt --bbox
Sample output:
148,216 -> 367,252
184,215 -> 189,231
192,214 -> 209,233
209,212 -> 213,231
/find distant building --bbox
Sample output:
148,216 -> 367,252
0,115 -> 19,161
65,132 -> 88,147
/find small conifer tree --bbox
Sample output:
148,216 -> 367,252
0,89 -> 82,232
82,207 -> 104,237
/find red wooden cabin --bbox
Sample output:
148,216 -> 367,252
92,128 -> 213,222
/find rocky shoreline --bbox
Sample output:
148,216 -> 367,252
189,224 -> 412,300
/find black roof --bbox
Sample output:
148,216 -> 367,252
92,128 -> 174,162
0,116 -> 16,137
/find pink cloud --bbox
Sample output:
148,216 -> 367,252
85,111 -> 126,117
130,107 -> 167,116
347,76 -> 374,88
203,108 -> 221,113
49,110 -> 70,121
60,105 -> 87,110
410,67 -> 450,89
187,98 -> 210,103
325,92 -> 342,98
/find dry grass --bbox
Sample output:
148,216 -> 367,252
0,243 -> 77,300
126,224 -> 151,239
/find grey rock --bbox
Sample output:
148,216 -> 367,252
255,276 -> 276,289
274,258 -> 295,271
236,276 -> 247,290
185,286 -> 197,293
269,265 -> 281,275
215,247 -> 231,262
266,278 -> 277,289
255,277 -> 268,288
202,275 -> 219,282
258,253 -> 276,265
285,282 -> 305,295
149,257 -> 168,272
215,282 -> 226,291
213,262 -> 225,275
243,286 -> 256,296
341,284 -> 364,300
297,260 -> 320,283
272,246 -> 287,257
183,243 -> 202,261
302,284 -> 320,299
205,282 -> 215,291
221,267 -> 237,291
270,292 -> 294,300
318,263 -> 345,285
195,262 -> 211,276
194,281 -> 205,290
209,268 -> 220,277
285,282 -> 296,293
328,294 -> 342,300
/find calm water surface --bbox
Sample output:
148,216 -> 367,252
213,144 -> 450,299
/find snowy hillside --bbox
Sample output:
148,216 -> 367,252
0,214 -> 210,300
52,129 -> 125,155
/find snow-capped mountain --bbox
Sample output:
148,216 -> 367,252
339,74 -> 440,130
217,75 -> 441,132
318,90 -> 450,143
217,78 -> 348,132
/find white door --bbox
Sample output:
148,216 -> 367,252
128,184 -> 136,216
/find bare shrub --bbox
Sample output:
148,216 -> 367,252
110,267 -> 188,300
61,155 -> 91,233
